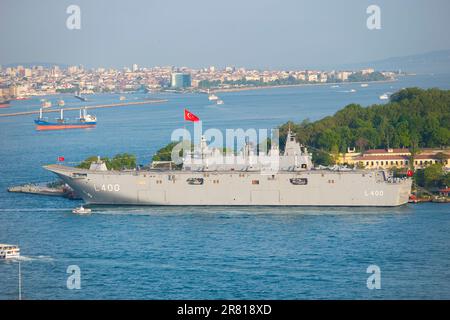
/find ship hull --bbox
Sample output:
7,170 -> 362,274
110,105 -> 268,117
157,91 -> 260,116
45,165 -> 412,207
36,124 -> 96,131
34,120 -> 96,131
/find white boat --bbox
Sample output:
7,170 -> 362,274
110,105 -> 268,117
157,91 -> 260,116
330,85 -> 339,88
361,84 -> 368,87
208,94 -> 219,101
119,96 -> 126,101
216,99 -> 224,105
72,205 -> 92,215
0,244 -> 20,259
350,89 -> 357,93
379,93 -> 389,100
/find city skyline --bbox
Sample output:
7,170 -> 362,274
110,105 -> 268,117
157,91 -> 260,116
1,0 -> 450,69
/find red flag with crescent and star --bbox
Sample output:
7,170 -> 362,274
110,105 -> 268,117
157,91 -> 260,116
184,109 -> 200,122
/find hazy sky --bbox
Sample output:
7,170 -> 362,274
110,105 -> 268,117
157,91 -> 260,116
0,0 -> 449,69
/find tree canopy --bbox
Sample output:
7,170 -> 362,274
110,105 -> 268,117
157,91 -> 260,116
77,153 -> 136,170
279,88 -> 450,154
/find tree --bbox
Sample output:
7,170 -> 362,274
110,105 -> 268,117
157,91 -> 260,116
77,156 -> 111,169
152,141 -> 193,162
423,164 -> 444,188
312,150 -> 335,166
110,153 -> 136,170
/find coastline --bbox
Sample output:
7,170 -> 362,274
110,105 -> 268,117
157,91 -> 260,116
212,79 -> 398,94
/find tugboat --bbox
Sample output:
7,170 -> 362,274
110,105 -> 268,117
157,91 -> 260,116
0,244 -> 20,259
35,108 -> 96,131
72,205 -> 92,215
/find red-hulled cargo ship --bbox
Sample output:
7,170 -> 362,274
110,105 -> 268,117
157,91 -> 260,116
0,99 -> 11,108
35,108 -> 97,131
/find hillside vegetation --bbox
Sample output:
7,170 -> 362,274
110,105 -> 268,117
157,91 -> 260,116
279,88 -> 450,155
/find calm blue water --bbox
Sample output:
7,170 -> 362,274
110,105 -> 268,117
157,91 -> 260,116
0,74 -> 449,299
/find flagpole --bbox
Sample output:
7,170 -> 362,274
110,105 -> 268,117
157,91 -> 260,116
18,260 -> 22,300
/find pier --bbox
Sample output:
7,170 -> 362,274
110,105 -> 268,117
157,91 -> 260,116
8,182 -> 81,199
0,99 -> 168,118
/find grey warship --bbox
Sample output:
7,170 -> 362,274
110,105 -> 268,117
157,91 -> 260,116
44,130 -> 412,206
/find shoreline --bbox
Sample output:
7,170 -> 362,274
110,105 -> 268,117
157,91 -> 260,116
211,79 -> 398,93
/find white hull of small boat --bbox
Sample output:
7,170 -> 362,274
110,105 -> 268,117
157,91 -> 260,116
72,206 -> 92,215
0,244 -> 20,259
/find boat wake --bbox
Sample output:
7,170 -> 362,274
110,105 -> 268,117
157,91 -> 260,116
0,208 -> 73,212
14,255 -> 54,262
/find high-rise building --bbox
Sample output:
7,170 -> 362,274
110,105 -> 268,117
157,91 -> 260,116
132,64 -> 138,72
171,72 -> 191,88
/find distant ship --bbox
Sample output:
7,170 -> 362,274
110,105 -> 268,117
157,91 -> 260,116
350,89 -> 357,93
119,96 -> 126,101
74,93 -> 87,102
0,99 -> 11,108
216,99 -> 224,105
361,84 -> 369,87
379,93 -> 389,100
207,90 -> 219,101
208,94 -> 219,101
35,108 -> 96,131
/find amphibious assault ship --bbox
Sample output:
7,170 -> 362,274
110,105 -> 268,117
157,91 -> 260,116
44,131 -> 412,206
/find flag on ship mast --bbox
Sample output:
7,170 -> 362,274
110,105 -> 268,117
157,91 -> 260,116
184,109 -> 200,122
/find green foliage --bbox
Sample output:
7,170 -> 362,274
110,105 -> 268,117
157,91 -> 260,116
347,71 -> 386,82
415,164 -> 448,189
109,153 -> 136,170
312,150 -> 335,166
77,153 -> 136,170
152,141 -> 193,162
77,156 -> 108,169
279,88 -> 450,154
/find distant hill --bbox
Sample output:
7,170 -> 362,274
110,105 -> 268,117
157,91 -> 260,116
344,50 -> 450,74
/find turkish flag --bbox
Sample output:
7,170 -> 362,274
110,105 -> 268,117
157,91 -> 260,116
58,156 -> 65,162
184,109 -> 200,122
407,170 -> 414,177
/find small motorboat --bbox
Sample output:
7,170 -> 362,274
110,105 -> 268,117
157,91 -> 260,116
379,93 -> 389,100
72,205 -> 92,215
0,244 -> 20,259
